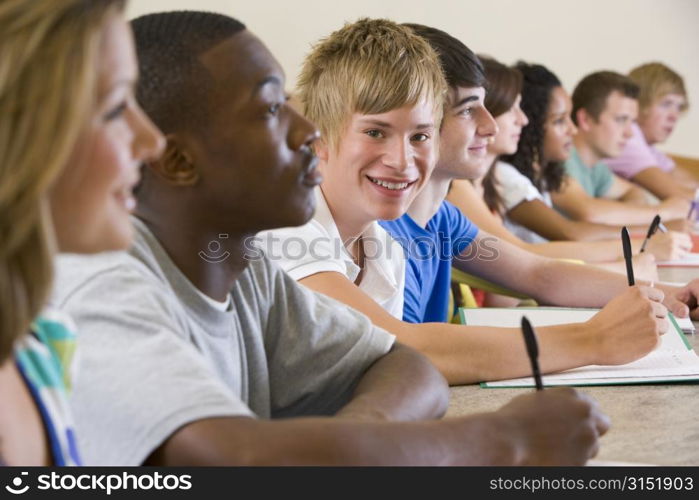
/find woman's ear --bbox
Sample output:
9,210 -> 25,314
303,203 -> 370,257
147,135 -> 199,186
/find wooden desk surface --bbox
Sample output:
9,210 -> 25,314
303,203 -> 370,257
446,266 -> 699,465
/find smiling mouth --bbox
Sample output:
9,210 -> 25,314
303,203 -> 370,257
367,176 -> 416,191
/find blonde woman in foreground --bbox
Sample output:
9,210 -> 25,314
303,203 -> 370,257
0,0 -> 163,465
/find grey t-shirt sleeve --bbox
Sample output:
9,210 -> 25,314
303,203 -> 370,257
253,257 -> 396,417
55,258 -> 252,466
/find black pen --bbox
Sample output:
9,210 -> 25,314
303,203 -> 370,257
621,226 -> 635,286
521,316 -> 543,391
639,215 -> 661,253
688,201 -> 697,220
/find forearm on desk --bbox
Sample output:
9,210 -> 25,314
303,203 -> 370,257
336,342 -> 449,421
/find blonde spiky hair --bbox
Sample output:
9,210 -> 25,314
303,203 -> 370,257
297,18 -> 447,149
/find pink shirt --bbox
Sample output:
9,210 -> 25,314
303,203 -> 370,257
604,122 -> 675,179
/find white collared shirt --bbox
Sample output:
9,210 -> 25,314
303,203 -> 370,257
257,188 -> 406,319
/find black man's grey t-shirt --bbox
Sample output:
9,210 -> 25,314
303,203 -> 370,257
54,218 -> 395,465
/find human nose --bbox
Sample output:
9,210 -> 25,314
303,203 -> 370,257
518,107 -> 529,127
479,108 -> 499,139
383,136 -> 411,172
288,106 -> 320,151
131,104 -> 165,163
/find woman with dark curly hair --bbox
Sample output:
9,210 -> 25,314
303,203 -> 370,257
487,62 -> 651,244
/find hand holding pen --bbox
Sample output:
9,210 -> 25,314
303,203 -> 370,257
639,214 -> 666,253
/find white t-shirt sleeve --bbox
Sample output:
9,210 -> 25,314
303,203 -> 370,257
494,161 -> 544,211
257,221 -> 349,281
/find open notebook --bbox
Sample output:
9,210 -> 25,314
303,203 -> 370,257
657,252 -> 699,267
458,307 -> 699,388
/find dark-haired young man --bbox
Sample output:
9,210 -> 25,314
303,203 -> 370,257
54,11 -> 610,466
551,71 -> 691,235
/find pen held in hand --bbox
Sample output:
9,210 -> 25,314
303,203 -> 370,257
639,214 -> 661,253
621,226 -> 635,286
521,316 -> 543,391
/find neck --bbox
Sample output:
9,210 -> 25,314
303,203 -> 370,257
476,152 -> 498,193
573,136 -> 599,166
320,186 -> 371,258
407,170 -> 451,228
638,122 -> 657,146
135,205 -> 250,302
484,151 -> 497,171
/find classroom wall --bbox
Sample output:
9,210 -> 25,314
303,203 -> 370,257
126,0 -> 699,158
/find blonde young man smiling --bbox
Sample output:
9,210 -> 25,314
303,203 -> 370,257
260,19 -> 444,318
260,20 -> 688,386
551,71 -> 691,238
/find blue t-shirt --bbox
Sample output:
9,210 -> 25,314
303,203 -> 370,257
380,201 -> 479,323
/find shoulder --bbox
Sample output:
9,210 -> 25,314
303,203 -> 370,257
54,251 -> 167,308
437,201 -> 475,230
591,161 -> 613,178
563,152 -> 586,175
494,161 -> 532,185
605,123 -> 656,175
379,214 -> 420,247
493,161 -> 542,207
26,307 -> 78,389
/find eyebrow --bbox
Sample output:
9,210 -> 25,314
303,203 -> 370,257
452,95 -> 480,108
253,75 -> 283,95
358,118 -> 434,129
549,110 -> 568,117
99,78 -> 135,100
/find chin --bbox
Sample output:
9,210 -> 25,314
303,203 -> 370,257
466,164 -> 489,180
374,206 -> 407,222
277,201 -> 316,229
77,226 -> 134,254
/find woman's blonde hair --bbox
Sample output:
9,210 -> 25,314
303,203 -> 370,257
0,0 -> 125,361
629,62 -> 689,113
